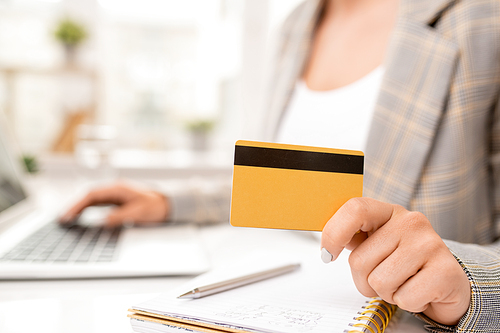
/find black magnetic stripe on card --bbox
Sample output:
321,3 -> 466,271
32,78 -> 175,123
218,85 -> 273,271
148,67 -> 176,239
234,145 -> 364,174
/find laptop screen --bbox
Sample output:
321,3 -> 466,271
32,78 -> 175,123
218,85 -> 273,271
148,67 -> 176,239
0,130 -> 27,214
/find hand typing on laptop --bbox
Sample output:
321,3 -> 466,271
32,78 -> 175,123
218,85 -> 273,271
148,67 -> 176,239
59,183 -> 170,228
0,113 -> 210,279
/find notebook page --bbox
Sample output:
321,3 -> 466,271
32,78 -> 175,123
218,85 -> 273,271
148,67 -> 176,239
133,252 -> 373,333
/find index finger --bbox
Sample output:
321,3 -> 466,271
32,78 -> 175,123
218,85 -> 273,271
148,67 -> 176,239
321,197 -> 395,261
59,187 -> 125,223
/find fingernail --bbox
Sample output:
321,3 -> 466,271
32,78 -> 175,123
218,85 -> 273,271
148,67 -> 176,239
59,215 -> 70,224
321,248 -> 333,264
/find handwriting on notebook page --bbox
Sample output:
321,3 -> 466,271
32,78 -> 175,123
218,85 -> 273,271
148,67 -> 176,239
216,304 -> 324,332
133,256 -> 370,333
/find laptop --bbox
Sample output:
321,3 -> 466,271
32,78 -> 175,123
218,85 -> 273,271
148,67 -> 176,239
0,114 -> 210,279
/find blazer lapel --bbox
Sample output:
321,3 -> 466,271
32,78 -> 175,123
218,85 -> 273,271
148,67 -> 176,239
364,4 -> 459,207
264,0 -> 324,140
263,0 -> 459,209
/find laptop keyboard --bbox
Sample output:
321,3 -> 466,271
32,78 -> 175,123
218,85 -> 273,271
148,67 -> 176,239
0,223 -> 121,263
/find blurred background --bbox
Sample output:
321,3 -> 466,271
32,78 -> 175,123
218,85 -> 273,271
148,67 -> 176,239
0,0 -> 302,178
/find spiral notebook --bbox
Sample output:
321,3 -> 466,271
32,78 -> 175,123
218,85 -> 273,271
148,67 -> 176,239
128,253 -> 397,333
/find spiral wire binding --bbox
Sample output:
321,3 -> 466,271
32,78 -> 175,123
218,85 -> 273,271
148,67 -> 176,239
345,298 -> 397,333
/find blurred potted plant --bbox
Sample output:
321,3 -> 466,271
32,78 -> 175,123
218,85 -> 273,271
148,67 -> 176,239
186,119 -> 215,151
22,155 -> 38,174
54,18 -> 88,65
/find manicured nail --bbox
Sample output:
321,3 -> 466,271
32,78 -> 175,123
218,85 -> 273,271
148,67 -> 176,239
321,248 -> 333,264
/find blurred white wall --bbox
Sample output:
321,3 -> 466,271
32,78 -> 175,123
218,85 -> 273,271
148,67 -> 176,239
0,0 -> 304,157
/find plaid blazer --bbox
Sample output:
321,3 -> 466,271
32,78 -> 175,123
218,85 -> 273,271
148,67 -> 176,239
168,0 -> 500,330
260,0 -> 500,331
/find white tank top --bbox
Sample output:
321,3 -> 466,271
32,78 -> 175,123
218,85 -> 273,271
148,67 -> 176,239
276,67 -> 384,151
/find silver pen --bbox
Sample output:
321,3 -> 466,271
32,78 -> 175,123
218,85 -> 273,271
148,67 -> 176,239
177,263 -> 301,299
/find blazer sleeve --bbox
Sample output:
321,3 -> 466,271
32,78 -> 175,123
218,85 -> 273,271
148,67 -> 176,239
413,239 -> 500,333
414,95 -> 500,332
164,177 -> 232,225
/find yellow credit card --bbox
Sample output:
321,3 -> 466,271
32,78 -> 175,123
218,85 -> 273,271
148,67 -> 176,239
230,140 -> 364,231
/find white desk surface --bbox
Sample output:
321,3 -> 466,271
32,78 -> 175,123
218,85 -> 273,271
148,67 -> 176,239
0,223 -> 427,333
0,174 -> 427,333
